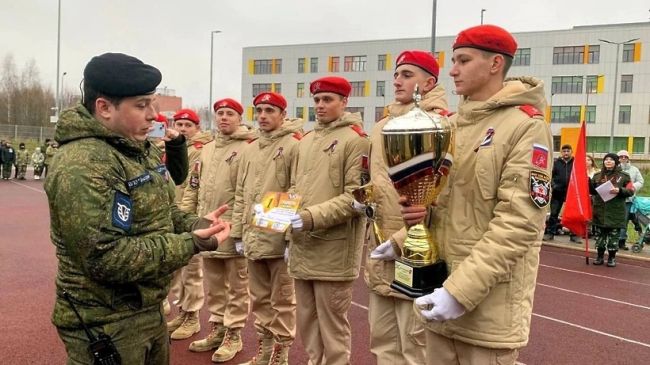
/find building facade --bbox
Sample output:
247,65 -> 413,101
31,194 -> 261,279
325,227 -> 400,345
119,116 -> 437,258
242,22 -> 650,155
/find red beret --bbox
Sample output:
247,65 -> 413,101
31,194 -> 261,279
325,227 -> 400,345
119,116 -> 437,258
310,76 -> 351,97
173,108 -> 200,125
396,50 -> 440,79
253,92 -> 287,110
213,98 -> 244,115
453,24 -> 517,58
155,113 -> 167,123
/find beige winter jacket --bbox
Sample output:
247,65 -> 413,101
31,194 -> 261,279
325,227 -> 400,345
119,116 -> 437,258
288,112 -> 371,281
180,126 -> 255,258
175,130 -> 213,206
231,118 -> 304,260
426,76 -> 552,349
365,84 -> 449,299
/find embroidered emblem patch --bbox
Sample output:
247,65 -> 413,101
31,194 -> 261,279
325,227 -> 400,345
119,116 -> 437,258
112,191 -> 133,231
189,174 -> 200,189
532,143 -> 549,169
154,164 -> 169,182
529,171 -> 551,208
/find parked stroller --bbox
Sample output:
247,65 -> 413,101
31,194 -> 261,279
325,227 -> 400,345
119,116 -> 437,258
629,196 -> 650,253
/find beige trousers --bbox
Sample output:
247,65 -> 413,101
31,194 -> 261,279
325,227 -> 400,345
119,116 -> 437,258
248,258 -> 296,340
203,256 -> 250,328
169,254 -> 204,312
368,292 -> 425,365
425,330 -> 520,365
295,279 -> 354,365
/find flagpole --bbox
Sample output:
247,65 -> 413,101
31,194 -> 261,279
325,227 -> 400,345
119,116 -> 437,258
585,222 -> 590,264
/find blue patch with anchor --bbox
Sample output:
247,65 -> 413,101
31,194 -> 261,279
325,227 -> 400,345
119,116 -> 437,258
112,191 -> 133,231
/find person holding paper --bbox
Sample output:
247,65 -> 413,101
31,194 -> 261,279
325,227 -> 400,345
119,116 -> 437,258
590,153 -> 635,267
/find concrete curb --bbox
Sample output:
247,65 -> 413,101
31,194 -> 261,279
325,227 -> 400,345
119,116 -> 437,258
543,241 -> 650,262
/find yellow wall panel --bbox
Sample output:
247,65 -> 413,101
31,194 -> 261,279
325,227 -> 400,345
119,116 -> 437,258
247,107 -> 254,122
583,45 -> 589,64
579,105 -> 585,123
628,136 -> 634,152
328,56 -> 333,72
596,75 -> 604,93
545,106 -> 551,123
364,81 -> 370,97
560,127 -> 580,152
437,51 -> 445,68
248,60 -> 254,74
386,53 -> 392,70
271,59 -> 276,74
634,42 -> 642,62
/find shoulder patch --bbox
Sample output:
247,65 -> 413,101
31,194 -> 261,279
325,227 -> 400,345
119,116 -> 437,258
292,132 -> 303,140
193,141 -> 204,149
530,171 -> 551,208
350,125 -> 368,137
518,105 -> 543,118
112,191 -> 133,231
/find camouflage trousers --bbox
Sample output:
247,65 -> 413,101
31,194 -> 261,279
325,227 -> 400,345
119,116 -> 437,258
34,163 -> 44,177
57,307 -> 169,365
595,226 -> 619,251
1,162 -> 12,179
17,164 -> 27,179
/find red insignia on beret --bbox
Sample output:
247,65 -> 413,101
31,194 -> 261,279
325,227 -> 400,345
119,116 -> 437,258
310,76 -> 352,97
213,98 -> 244,115
253,92 -> 287,110
173,108 -> 200,125
453,24 -> 518,58
395,50 -> 440,79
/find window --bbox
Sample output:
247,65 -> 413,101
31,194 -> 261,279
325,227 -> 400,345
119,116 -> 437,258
295,107 -> 304,119
350,81 -> 365,97
553,136 -> 561,153
273,83 -> 281,94
297,83 -> 305,98
252,83 -> 272,97
298,58 -> 305,73
308,107 -> 315,121
376,81 -> 385,97
274,59 -> 282,74
551,76 -> 583,94
377,54 -> 387,71
310,57 -> 318,73
585,75 -> 598,94
253,60 -> 273,74
331,56 -> 340,72
587,45 -> 599,64
344,56 -> 367,72
347,107 -> 364,120
585,105 -> 596,123
513,48 -> 531,66
619,105 -> 631,124
622,44 -> 635,62
620,75 -> 633,93
587,137 -> 628,153
633,137 -> 645,153
375,107 -> 385,121
553,46 -> 584,65
550,105 -> 581,123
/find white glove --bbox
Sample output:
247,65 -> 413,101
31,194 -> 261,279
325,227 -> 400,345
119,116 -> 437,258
415,288 -> 466,321
234,240 -> 244,255
370,240 -> 398,261
284,247 -> 289,263
290,214 -> 303,231
351,199 -> 366,213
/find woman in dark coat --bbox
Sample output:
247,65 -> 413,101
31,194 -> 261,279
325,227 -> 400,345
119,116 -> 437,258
590,153 -> 634,266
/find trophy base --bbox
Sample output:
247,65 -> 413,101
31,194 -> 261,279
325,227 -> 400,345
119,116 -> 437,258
391,259 -> 448,298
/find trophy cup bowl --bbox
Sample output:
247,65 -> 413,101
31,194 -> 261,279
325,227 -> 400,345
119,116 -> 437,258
381,104 -> 452,298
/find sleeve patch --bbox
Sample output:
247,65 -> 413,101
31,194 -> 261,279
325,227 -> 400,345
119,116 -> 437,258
112,191 -> 133,231
532,143 -> 549,169
530,171 -> 551,208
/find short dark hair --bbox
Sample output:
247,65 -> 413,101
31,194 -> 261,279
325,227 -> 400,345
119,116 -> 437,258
480,50 -> 513,77
561,144 -> 572,151
82,82 -> 125,116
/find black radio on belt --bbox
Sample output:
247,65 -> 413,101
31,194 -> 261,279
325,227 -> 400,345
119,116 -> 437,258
63,291 -> 122,365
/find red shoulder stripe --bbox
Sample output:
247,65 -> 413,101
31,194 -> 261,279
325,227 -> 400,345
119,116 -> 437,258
193,141 -> 204,149
350,125 -> 368,137
518,105 -> 543,118
292,132 -> 303,140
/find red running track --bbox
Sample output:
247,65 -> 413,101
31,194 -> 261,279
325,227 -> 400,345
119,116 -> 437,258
1,179 -> 649,364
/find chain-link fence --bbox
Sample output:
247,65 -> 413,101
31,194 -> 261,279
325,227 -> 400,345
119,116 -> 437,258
0,124 -> 55,143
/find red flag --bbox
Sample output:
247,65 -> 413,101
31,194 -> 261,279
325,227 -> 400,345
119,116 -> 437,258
561,121 -> 592,237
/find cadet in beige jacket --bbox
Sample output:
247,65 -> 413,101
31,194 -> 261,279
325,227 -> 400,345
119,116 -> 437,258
167,108 -> 214,340
288,76 -> 370,365
231,92 -> 303,365
180,99 -> 254,362
401,25 -> 553,365
365,50 -> 449,365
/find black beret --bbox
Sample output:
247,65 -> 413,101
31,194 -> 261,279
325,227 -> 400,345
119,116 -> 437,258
83,53 -> 161,97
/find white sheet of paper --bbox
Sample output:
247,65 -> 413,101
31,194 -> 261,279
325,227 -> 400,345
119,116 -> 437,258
595,180 -> 616,202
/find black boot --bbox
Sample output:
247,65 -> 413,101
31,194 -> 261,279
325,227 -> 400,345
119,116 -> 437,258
618,239 -> 629,250
607,251 -> 617,267
593,248 -> 605,265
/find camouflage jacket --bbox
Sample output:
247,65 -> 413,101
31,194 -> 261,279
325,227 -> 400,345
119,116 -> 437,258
45,104 -> 199,329
16,149 -> 30,165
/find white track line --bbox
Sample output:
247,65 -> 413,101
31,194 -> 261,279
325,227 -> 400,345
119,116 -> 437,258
10,180 -> 45,194
351,301 -> 368,311
533,313 -> 650,348
537,283 -> 650,310
539,264 -> 650,287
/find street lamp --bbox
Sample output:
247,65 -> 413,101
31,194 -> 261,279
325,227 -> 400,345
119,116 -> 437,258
59,72 -> 67,113
209,30 -> 222,115
481,9 -> 486,24
599,37 -> 639,151
55,0 -> 62,118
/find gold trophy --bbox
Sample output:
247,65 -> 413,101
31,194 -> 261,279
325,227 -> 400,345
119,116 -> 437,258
381,89 -> 453,298
352,182 -> 385,245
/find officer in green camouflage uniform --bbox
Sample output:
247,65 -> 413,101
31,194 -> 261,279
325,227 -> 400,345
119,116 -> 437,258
15,142 -> 30,179
45,53 -> 231,365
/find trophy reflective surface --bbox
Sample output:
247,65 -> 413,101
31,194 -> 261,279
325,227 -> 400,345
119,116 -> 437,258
352,183 -> 385,245
381,92 -> 452,298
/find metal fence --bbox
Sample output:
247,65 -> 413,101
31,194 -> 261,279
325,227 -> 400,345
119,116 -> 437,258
0,124 -> 55,142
